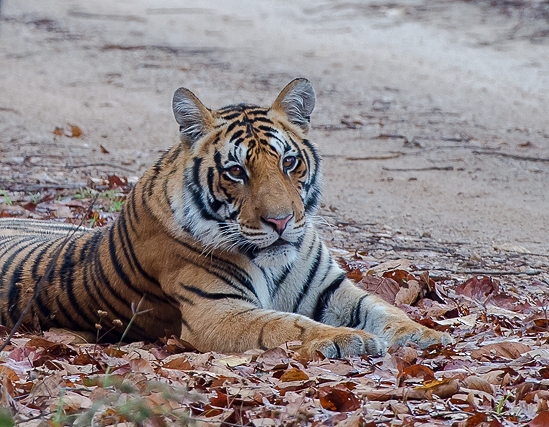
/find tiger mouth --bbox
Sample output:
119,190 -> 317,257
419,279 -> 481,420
246,238 -> 293,257
269,238 -> 291,247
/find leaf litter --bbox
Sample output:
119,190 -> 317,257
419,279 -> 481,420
0,178 -> 548,426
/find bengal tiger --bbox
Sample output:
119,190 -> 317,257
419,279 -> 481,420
0,79 -> 451,357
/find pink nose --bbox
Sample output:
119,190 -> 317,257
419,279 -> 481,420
263,214 -> 293,235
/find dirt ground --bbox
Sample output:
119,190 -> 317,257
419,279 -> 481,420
0,0 -> 548,271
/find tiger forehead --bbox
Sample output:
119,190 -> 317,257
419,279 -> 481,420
213,104 -> 291,160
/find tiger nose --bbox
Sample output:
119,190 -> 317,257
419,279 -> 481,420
263,214 -> 293,235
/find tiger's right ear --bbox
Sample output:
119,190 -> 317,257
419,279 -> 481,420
271,78 -> 316,133
172,88 -> 215,146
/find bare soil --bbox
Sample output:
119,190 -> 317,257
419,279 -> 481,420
1,0 -> 548,273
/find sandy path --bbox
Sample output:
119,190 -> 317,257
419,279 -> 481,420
1,0 -> 548,256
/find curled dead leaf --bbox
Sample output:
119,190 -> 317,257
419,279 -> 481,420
398,364 -> 436,384
528,411 -> 549,427
461,376 -> 494,394
256,347 -> 290,370
279,367 -> 309,382
456,276 -> 499,301
162,356 -> 193,371
357,275 -> 400,305
319,386 -> 361,412
415,378 -> 460,399
470,342 -> 530,360
394,279 -> 422,306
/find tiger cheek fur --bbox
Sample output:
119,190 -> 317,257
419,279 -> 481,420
0,78 -> 452,358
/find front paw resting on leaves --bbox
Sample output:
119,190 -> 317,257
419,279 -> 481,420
381,320 -> 453,349
300,327 -> 385,358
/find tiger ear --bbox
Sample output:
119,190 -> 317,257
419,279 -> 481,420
271,78 -> 316,133
172,88 -> 215,145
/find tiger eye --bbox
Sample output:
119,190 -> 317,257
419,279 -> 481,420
228,165 -> 246,179
282,156 -> 297,170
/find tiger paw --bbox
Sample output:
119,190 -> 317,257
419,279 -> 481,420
301,328 -> 386,358
382,321 -> 453,349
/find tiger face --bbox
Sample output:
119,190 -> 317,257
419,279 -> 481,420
171,79 -> 321,268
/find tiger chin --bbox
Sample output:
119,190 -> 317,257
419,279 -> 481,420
0,78 -> 452,358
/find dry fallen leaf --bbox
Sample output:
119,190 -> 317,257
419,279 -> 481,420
470,342 -> 531,360
394,279 -> 422,306
528,411 -> 549,427
319,386 -> 361,412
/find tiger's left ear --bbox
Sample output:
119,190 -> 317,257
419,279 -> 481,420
271,78 -> 316,133
172,87 -> 215,146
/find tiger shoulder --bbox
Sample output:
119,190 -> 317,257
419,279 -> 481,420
0,79 -> 452,357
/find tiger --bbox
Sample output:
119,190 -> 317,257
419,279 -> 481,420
0,79 -> 451,358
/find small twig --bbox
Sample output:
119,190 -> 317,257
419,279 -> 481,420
392,245 -> 454,253
345,153 -> 403,161
69,163 -> 136,173
0,181 -> 84,191
375,133 -> 408,140
473,150 -> 549,162
382,166 -> 454,171
433,268 -> 541,276
0,195 -> 99,352
67,10 -> 146,22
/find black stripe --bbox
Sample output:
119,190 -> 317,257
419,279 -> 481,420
334,342 -> 342,358
269,265 -> 291,297
348,295 -> 368,328
0,236 -> 37,265
105,226 -> 166,308
116,212 -> 161,287
230,129 -> 244,140
168,234 -> 257,299
312,273 -> 346,322
181,284 -> 254,302
126,191 -> 140,231
291,243 -> 323,312
4,239 -> 44,322
223,111 -> 242,122
31,238 -> 60,282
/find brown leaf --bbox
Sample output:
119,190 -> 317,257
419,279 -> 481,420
393,347 -> 418,365
357,275 -> 400,304
107,174 -> 128,189
165,336 -> 197,354
383,269 -> 415,287
334,411 -> 367,427
462,376 -> 494,394
415,378 -> 460,399
256,347 -> 290,371
540,367 -> 549,380
100,144 -> 110,154
279,367 -> 309,382
456,276 -> 499,300
162,356 -> 193,371
529,411 -> 549,427
464,412 -> 487,427
53,126 -> 64,136
398,364 -> 436,383
394,279 -> 422,306
69,124 -> 83,137
319,386 -> 361,412
104,347 -> 126,358
516,382 -> 549,403
73,352 -> 99,367
470,342 -> 530,360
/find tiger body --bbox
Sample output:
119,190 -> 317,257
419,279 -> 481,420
0,79 -> 450,357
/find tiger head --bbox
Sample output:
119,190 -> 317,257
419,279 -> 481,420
171,79 -> 321,268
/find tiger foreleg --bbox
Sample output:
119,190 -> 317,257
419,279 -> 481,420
178,298 -> 384,358
320,280 -> 453,350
